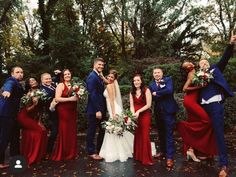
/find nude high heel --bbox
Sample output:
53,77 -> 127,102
186,150 -> 201,162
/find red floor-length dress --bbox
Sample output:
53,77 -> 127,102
17,108 -> 48,165
51,83 -> 78,161
133,88 -> 153,165
177,90 -> 217,156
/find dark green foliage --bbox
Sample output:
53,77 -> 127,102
77,98 -> 88,131
120,85 -> 131,95
143,63 -> 184,93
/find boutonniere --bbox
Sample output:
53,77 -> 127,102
160,83 -> 166,88
158,79 -> 166,88
209,69 -> 215,73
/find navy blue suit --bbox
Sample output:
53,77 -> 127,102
149,76 -> 178,159
86,70 -> 106,155
0,77 -> 23,163
200,44 -> 234,167
40,84 -> 58,154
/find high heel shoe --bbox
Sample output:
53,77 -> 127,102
186,150 -> 201,162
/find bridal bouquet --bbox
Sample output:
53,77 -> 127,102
102,110 -> 137,136
192,69 -> 214,87
21,89 -> 50,107
101,118 -> 124,136
123,109 -> 137,133
70,77 -> 87,100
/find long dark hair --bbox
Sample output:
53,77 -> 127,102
60,69 -> 71,82
131,74 -> 146,99
24,77 -> 39,94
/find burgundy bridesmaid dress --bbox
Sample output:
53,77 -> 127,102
133,88 -> 153,165
51,83 -> 78,161
177,90 -> 218,156
17,108 -> 48,165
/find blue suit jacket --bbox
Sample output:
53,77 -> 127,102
40,84 -> 56,108
40,85 -> 55,103
200,44 -> 234,100
0,77 -> 24,118
86,71 -> 106,115
40,84 -> 57,119
149,77 -> 178,114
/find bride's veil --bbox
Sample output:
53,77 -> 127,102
114,80 -> 123,111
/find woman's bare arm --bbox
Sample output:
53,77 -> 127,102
183,71 -> 202,92
134,88 -> 152,119
129,93 -> 135,114
55,83 -> 77,102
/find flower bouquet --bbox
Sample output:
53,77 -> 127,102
122,109 -> 137,133
20,89 -> 50,107
102,109 -> 137,136
70,77 -> 87,100
192,69 -> 214,87
101,118 -> 124,136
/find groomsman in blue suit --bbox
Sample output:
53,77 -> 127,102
149,68 -> 178,170
199,35 -> 236,177
40,73 -> 58,157
86,57 -> 107,160
0,66 -> 24,168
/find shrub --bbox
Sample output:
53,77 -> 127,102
143,63 -> 184,93
120,85 -> 132,95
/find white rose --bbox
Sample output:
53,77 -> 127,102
78,88 -> 85,95
106,122 -> 112,126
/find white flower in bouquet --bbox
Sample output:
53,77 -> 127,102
77,86 -> 86,96
106,121 -> 112,126
192,69 -> 214,87
36,90 -> 42,94
72,85 -> 79,90
21,89 -> 50,107
102,118 -> 124,136
70,77 -> 88,100
106,125 -> 113,133
30,92 -> 34,97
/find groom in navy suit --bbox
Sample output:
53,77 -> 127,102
0,66 -> 24,168
199,35 -> 236,177
149,68 -> 178,169
86,57 -> 107,160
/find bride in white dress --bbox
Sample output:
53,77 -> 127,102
99,69 -> 134,162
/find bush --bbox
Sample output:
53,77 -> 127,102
77,98 -> 88,131
143,63 -> 184,93
120,85 -> 132,95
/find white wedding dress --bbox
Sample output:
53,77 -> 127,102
99,80 -> 134,162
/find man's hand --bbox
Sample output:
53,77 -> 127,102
2,91 -> 11,98
96,111 -> 102,119
230,35 -> 236,44
152,92 -> 157,96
